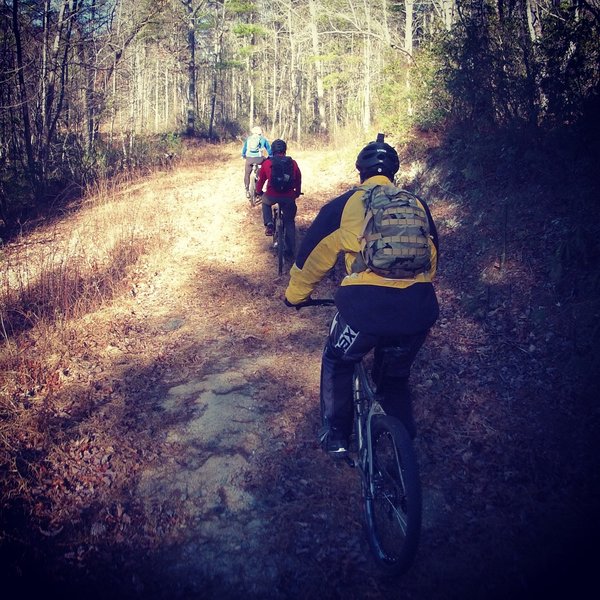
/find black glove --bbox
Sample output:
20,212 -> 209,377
284,297 -> 311,310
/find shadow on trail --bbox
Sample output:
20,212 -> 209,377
3,148 -> 599,599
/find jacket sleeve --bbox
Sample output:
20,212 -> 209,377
285,192 -> 353,304
256,159 -> 269,193
293,160 -> 302,197
241,139 -> 247,158
263,138 -> 272,157
285,232 -> 341,304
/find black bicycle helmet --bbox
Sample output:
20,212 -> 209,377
355,134 -> 400,181
271,139 -> 287,155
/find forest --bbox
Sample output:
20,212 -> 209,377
1,0 -> 599,229
1,1 -> 599,598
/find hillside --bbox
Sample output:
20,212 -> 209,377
1,141 -> 598,599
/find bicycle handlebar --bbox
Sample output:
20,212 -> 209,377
293,298 -> 335,310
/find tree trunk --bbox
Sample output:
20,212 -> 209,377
183,0 -> 197,136
12,0 -> 39,197
308,0 -> 326,135
404,0 -> 414,55
208,38 -> 219,140
363,36 -> 371,131
405,0 -> 415,117
247,54 -> 255,130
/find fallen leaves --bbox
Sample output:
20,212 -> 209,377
0,142 -> 598,598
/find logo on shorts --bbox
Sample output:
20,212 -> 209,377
335,325 -> 358,352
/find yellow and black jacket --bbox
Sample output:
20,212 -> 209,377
285,175 -> 439,335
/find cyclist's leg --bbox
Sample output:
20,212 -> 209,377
262,194 -> 276,233
244,159 -> 253,192
279,197 -> 297,257
373,332 -> 429,439
320,312 -> 378,450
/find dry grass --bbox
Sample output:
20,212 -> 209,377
1,178 -> 168,334
0,166 -> 188,502
0,138 -> 597,599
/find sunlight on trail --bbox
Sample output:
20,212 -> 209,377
4,141 -> 590,599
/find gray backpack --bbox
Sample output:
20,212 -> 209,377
352,184 -> 432,279
248,133 -> 261,152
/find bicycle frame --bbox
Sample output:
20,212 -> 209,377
294,298 -> 422,574
353,362 -> 385,480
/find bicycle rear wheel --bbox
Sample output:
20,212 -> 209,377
275,209 -> 285,275
248,168 -> 257,206
363,414 -> 422,575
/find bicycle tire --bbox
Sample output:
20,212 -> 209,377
276,209 -> 285,276
248,167 -> 257,207
363,413 -> 422,576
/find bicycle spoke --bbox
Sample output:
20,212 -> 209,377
374,478 -> 409,533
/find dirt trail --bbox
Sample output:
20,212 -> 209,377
59,146 -> 365,598
4,144 -> 596,600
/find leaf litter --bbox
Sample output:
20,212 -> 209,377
1,143 -> 598,600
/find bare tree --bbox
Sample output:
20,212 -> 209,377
180,0 -> 205,135
308,0 -> 327,134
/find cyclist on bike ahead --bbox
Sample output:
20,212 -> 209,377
256,139 -> 302,259
284,137 -> 439,456
242,126 -> 272,198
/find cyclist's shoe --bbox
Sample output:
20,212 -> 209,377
327,436 -> 348,456
246,189 -> 251,199
320,427 -> 349,457
265,223 -> 274,236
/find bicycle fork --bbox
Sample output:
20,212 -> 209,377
351,373 -> 371,475
353,371 -> 388,491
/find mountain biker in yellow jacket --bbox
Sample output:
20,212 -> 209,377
284,137 -> 439,455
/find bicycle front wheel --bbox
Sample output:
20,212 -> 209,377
363,414 -> 422,576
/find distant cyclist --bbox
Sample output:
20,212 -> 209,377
284,136 -> 439,456
256,138 -> 302,259
241,126 -> 272,199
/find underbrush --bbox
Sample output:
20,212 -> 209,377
0,132 -> 185,238
1,177 -> 164,337
402,121 -> 600,387
0,171 -> 180,520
